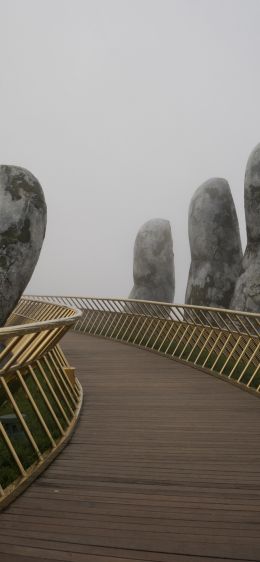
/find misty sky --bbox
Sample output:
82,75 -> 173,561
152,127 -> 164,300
0,0 -> 260,303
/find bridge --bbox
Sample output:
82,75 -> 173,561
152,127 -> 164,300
0,296 -> 260,561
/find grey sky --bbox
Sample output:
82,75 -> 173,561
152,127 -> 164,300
0,0 -> 259,303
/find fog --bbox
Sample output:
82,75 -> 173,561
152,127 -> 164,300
0,0 -> 259,303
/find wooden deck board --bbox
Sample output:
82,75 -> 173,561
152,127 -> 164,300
1,331 -> 260,562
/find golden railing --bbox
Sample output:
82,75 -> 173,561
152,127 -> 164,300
30,295 -> 260,396
0,297 -> 82,509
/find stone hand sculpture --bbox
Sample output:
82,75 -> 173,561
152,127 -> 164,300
185,178 -> 242,309
129,218 -> 175,303
0,165 -> 47,325
231,144 -> 260,312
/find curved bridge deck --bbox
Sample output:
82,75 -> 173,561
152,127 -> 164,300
1,332 -> 260,562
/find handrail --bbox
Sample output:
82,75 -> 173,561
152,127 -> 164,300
1,300 -> 81,338
0,297 -> 82,509
29,295 -> 260,396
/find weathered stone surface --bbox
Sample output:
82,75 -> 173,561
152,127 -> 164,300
230,144 -> 260,312
129,218 -> 175,303
0,165 -> 47,325
185,178 -> 242,309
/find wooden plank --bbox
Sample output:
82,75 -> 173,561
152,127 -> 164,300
0,541 -> 251,562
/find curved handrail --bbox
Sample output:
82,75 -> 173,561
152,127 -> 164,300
0,297 -> 82,509
7,296 -> 81,327
30,295 -> 260,396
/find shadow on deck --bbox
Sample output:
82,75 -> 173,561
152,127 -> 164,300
0,331 -> 260,562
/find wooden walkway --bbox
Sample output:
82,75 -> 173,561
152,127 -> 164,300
0,331 -> 260,562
